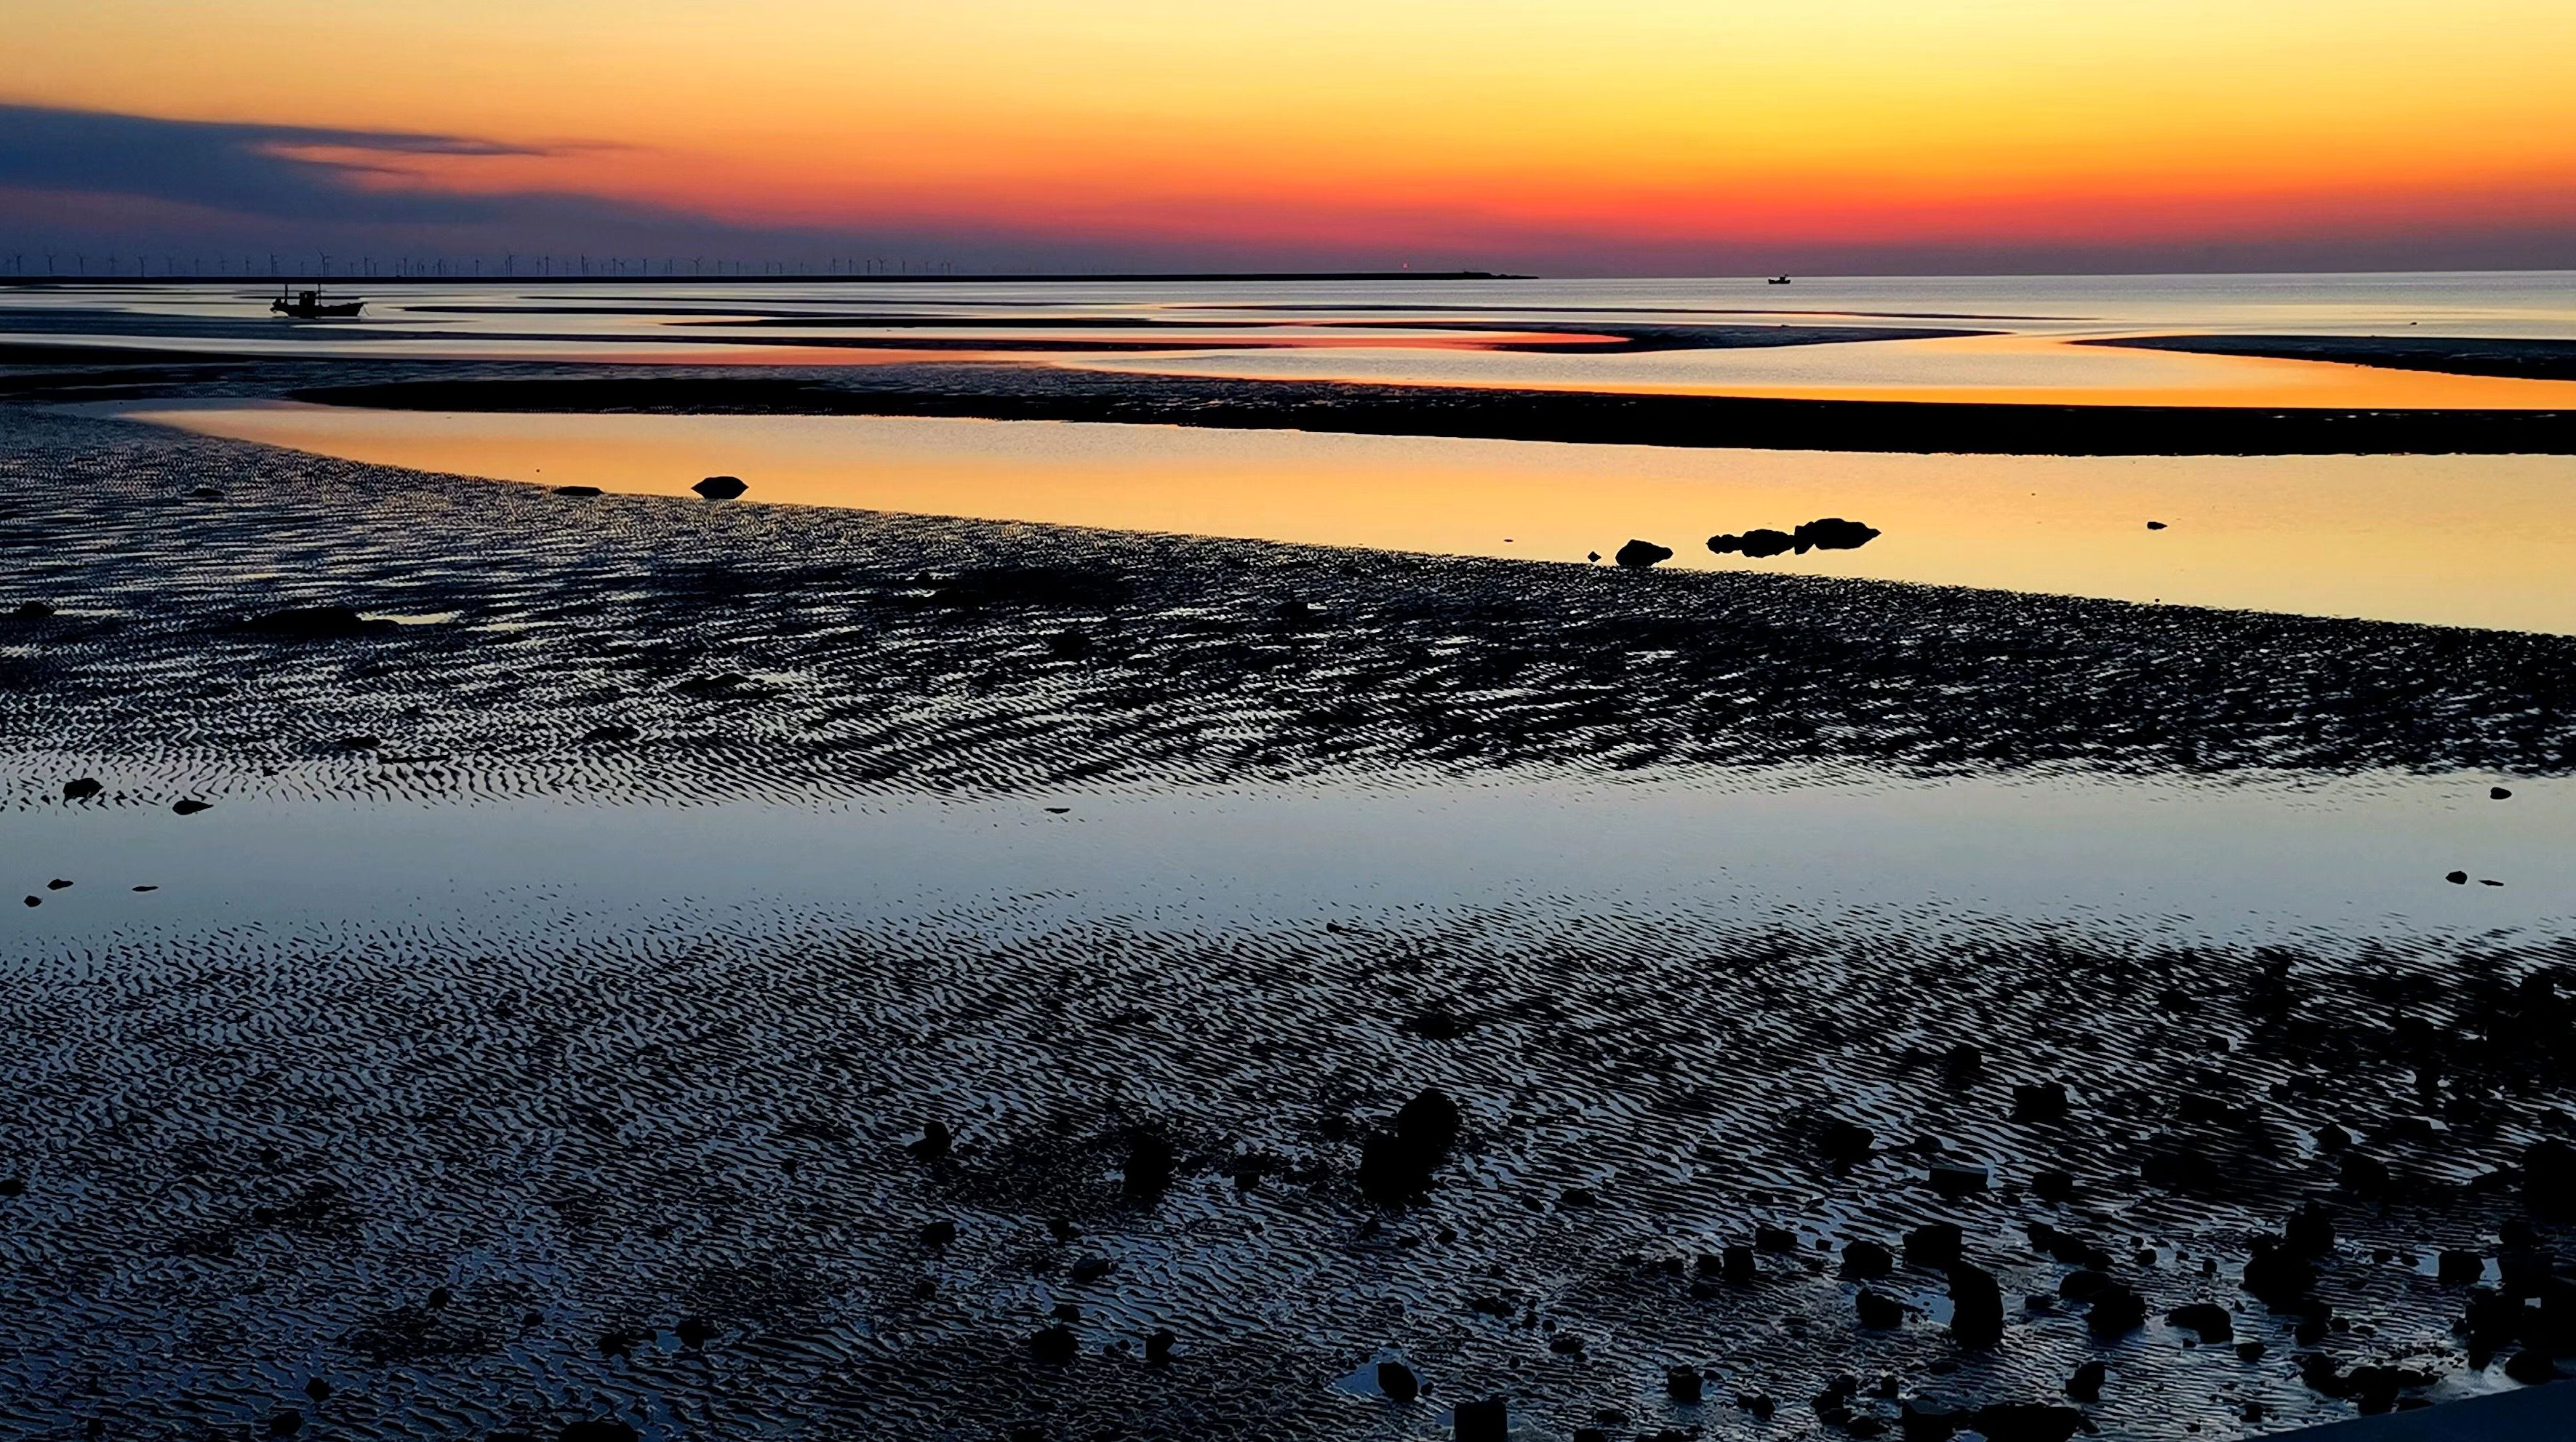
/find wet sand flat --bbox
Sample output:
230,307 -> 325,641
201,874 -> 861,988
7,394 -> 2576,1441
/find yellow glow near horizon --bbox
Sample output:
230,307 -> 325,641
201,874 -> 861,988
7,0 -> 2575,255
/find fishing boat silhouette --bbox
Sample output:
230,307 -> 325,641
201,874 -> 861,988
272,287 -> 364,319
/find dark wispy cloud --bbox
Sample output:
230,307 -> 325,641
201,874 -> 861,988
0,103 -> 564,225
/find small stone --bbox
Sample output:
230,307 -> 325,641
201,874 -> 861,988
919,1219 -> 956,1246
693,475 -> 748,499
2437,1249 -> 2484,1286
172,799 -> 212,816
2505,1350 -> 2558,1385
2167,1302 -> 2234,1342
1905,1223 -> 1964,1270
1614,538 -> 1675,569
1145,1327 -> 1176,1364
1377,1359 -> 1420,1402
2446,870 -> 2468,884
1948,1262 -> 2005,1349
20,896 -> 35,908
553,484 -> 603,496
1927,1162 -> 1988,1198
2146,521 -> 2167,530
12,600 -> 54,617
2031,1169 -> 2076,1202
1452,1398 -> 1508,1441
1855,1289 -> 1904,1329
1817,1119 -> 1876,1164
2012,1082 -> 2071,1123
1070,1256 -> 1114,1285
1843,1240 -> 1895,1280
675,1315 -> 717,1347
1029,1324 -> 1079,1364
266,1413 -> 302,1438
1667,1364 -> 1705,1403
63,778 -> 103,801
2491,786 -> 2513,801
907,1119 -> 952,1161
303,1379 -> 332,1403
2065,1359 -> 2105,1403
2236,1341 -> 2267,1363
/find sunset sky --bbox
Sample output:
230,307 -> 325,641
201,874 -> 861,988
6,0 -> 2575,273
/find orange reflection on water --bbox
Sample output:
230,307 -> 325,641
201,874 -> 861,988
1077,332 -> 2576,410
120,402 -> 2576,635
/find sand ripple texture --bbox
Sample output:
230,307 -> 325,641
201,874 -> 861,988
4,405 -> 2575,813
3,886 -> 2575,1441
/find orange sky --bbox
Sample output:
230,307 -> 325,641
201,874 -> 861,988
7,0 -> 2576,270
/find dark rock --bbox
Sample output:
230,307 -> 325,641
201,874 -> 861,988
553,484 -> 603,496
1123,1130 -> 1177,1198
1029,1324 -> 1079,1365
2031,1223 -> 2113,1270
425,1286 -> 452,1310
2095,1290 -> 2159,1346
1046,628 -> 1092,660
1927,1162 -> 1988,1198
62,778 -> 103,801
1668,1364 -> 1705,1402
692,475 -> 748,499
2447,870 -> 2470,884
2242,1241 -> 2317,1309
1548,1332 -> 1583,1355
12,600 -> 54,617
303,1379 -> 332,1403
1856,1289 -> 1904,1329
1756,1225 -> 1801,1254
1967,1403 -> 2095,1442
2438,1249 -> 2486,1286
2493,786 -> 2515,800
2064,1359 -> 2105,1403
1948,1263 -> 2005,1349
2145,521 -> 2167,530
172,799 -> 212,816
185,486 -> 225,500
1070,1256 -> 1114,1285
2527,1139 -> 2576,1220
20,896 -> 35,908
1817,1119 -> 1876,1164
244,606 -> 396,638
1740,1393 -> 1777,1419
1708,527 -> 1799,558
907,1120 -> 952,1161
1357,1088 -> 1462,1206
558,1424 -> 641,1442
1452,1398 -> 1508,1441
1145,1327 -> 1176,1363
265,1411 -> 300,1438
918,1219 -> 956,1246
2031,1169 -> 2076,1203
1559,1185 -> 1601,1209
2282,1203 -> 2336,1258
1943,1043 -> 1985,1085
1723,1243 -> 1759,1282
2167,1302 -> 2235,1342
2236,1341 -> 2266,1362
2058,1269 -> 2114,1303
1614,538 -> 1675,569
1844,1240 -> 1895,1280
1397,1008 -> 1472,1040
1905,1222 -> 1964,1271
1793,516 -> 1881,551
674,1315 -> 716,1347
2506,1350 -> 2559,1385
1901,1402 -> 1963,1441
1377,1359 -> 1420,1402
1586,551 -> 1600,562
2012,1083 -> 2071,1123
579,724 -> 641,745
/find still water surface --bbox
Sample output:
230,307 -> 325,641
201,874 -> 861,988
120,401 -> 2576,635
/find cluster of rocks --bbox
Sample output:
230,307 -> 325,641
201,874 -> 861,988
1708,516 -> 1882,558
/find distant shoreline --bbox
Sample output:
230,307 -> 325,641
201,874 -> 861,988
287,369 -> 2576,457
0,271 -> 1532,287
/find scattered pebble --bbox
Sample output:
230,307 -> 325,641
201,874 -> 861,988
693,476 -> 749,500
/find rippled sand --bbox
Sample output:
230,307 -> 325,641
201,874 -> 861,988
6,405 -> 2576,1441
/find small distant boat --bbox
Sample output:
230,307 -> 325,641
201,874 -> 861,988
272,287 -> 364,319
1767,275 -> 1793,285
